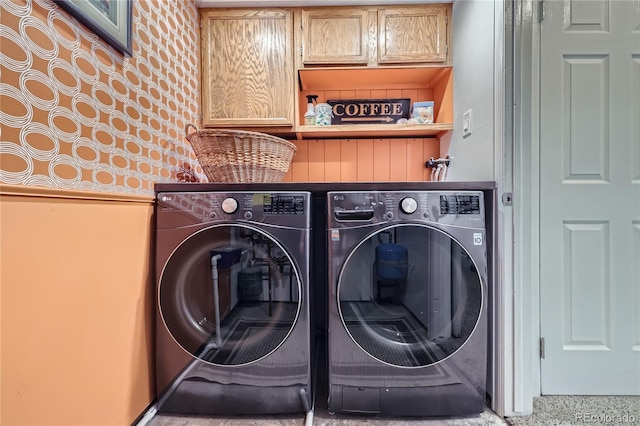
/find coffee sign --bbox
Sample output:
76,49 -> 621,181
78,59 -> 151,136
327,98 -> 410,125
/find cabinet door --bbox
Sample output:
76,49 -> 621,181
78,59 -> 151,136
301,8 -> 376,66
201,9 -> 295,127
378,5 -> 449,64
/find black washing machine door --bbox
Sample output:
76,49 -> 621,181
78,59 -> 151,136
337,223 -> 484,368
159,223 -> 301,366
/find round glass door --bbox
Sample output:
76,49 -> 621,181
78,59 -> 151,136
159,224 -> 301,365
338,224 -> 483,367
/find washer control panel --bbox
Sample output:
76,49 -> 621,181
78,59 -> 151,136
439,194 -> 481,215
329,190 -> 485,228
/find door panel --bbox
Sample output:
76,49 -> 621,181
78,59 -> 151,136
633,56 -> 640,183
561,222 -> 610,350
560,55 -> 609,182
540,0 -> 640,395
634,223 -> 640,352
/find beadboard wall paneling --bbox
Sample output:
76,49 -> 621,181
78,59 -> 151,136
283,138 -> 438,182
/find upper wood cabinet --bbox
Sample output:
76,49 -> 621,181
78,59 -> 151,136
301,8 -> 376,66
200,9 -> 295,128
299,4 -> 450,68
378,5 -> 449,64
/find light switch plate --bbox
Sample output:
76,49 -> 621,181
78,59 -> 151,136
462,109 -> 472,137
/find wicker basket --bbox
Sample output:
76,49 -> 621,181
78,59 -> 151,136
185,125 -> 296,183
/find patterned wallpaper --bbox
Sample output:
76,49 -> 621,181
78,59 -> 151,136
0,0 -> 203,195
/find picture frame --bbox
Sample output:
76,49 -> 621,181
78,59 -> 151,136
55,0 -> 133,56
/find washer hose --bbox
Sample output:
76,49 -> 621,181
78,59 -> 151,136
208,254 -> 223,349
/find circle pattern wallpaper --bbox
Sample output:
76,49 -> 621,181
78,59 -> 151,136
0,0 -> 203,194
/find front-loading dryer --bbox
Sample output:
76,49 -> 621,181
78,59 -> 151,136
155,191 -> 312,415
327,190 -> 488,417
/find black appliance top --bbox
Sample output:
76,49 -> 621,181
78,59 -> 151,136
154,181 -> 497,195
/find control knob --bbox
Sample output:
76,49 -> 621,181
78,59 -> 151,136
400,197 -> 418,214
221,197 -> 238,214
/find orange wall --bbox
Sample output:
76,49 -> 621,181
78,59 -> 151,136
1,186 -> 155,425
0,0 -> 201,424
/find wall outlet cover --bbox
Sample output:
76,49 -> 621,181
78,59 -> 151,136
462,109 -> 472,137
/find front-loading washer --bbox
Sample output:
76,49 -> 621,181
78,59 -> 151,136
155,191 -> 312,415
327,190 -> 488,417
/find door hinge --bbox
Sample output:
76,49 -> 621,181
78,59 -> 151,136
538,0 -> 545,22
540,337 -> 545,359
502,192 -> 513,206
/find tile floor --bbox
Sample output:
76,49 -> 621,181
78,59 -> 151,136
505,396 -> 640,426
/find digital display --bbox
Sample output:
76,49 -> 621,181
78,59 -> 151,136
440,195 -> 481,215
263,195 -> 305,215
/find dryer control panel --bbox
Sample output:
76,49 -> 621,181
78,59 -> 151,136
208,192 -> 310,228
157,191 -> 311,229
261,194 -> 306,215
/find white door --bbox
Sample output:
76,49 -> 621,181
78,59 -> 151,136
540,0 -> 640,394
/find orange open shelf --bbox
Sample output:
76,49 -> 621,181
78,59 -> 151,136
297,66 -> 453,139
